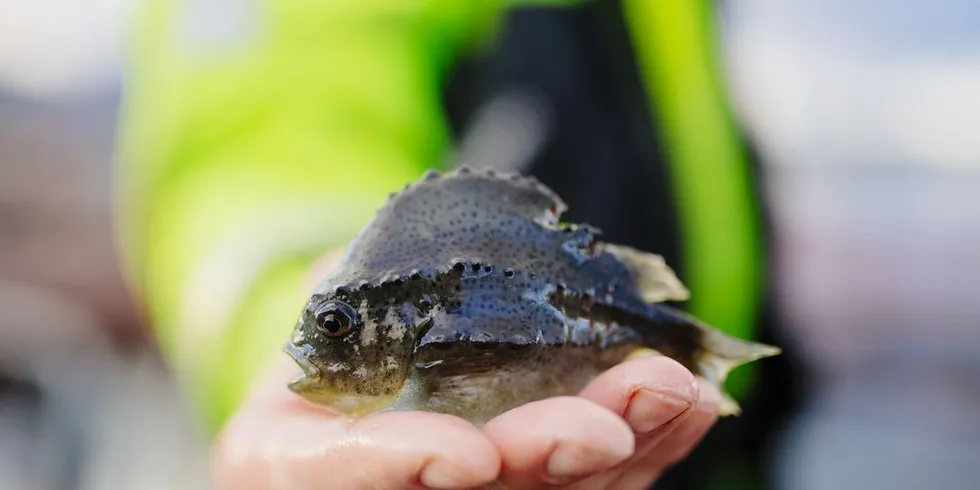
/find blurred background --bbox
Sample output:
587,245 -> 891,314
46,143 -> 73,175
0,0 -> 977,489
0,1 -> 209,489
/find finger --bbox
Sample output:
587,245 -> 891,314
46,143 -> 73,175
481,396 -> 635,489
212,356 -> 501,490
646,376 -> 722,465
578,352 -> 699,435
606,376 -> 723,489
569,352 -> 698,489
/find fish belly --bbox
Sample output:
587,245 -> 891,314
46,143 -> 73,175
416,344 -> 637,426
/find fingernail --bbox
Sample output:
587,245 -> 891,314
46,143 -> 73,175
419,469 -> 454,489
625,389 -> 692,434
546,441 -> 630,481
624,348 -> 663,361
546,446 -> 593,480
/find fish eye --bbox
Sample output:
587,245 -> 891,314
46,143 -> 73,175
314,301 -> 358,338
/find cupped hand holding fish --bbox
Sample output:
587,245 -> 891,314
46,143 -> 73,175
210,346 -> 722,490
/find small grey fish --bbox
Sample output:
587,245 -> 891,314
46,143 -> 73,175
285,167 -> 779,424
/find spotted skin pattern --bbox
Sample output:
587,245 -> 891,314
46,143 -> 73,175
285,167 -> 779,424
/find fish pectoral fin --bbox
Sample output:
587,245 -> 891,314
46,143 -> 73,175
413,296 -> 568,380
601,243 -> 690,303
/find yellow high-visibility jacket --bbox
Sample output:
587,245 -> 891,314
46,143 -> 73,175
115,0 -> 761,438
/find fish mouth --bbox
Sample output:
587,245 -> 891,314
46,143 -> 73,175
283,342 -> 397,416
284,342 -> 320,390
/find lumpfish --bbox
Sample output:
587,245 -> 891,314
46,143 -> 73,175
285,167 -> 779,425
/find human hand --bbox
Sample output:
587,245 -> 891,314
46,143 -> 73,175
211,352 -> 720,490
209,251 -> 722,490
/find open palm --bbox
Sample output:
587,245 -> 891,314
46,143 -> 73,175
211,350 -> 721,490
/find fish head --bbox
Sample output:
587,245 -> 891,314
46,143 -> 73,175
284,286 -> 420,416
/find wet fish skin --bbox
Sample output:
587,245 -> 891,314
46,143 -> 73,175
285,167 -> 780,423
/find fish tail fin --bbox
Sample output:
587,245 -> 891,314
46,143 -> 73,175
694,322 -> 781,416
602,244 -> 779,415
644,305 -> 780,416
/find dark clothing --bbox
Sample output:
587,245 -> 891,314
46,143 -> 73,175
443,3 -> 806,488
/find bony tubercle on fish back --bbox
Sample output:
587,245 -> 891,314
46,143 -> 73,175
284,166 -> 780,426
